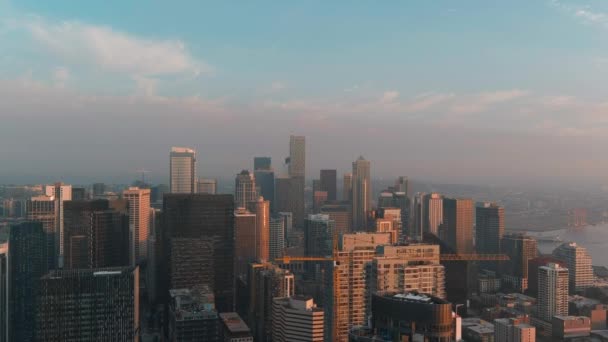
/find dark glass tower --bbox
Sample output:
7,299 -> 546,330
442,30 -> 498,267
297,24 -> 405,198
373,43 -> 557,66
37,267 -> 140,341
63,199 -> 129,269
9,221 -> 47,342
162,194 -> 235,312
319,169 -> 337,202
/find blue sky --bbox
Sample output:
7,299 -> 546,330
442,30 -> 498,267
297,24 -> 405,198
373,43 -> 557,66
1,0 -> 608,185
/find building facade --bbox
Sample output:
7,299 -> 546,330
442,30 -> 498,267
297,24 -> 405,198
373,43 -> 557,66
538,263 -> 569,321
351,157 -> 371,231
37,267 -> 140,342
170,147 -> 196,194
552,242 -> 593,293
272,296 -> 324,342
123,187 -> 151,264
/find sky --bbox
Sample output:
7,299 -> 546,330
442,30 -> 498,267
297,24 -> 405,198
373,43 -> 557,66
1,0 -> 608,186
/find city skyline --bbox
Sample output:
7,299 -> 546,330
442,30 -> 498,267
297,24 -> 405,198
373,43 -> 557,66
2,1 -> 608,186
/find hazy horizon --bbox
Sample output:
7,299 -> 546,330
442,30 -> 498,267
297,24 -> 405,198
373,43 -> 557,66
2,1 -> 608,187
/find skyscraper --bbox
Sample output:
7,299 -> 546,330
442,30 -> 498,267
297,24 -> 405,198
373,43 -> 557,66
162,194 -> 235,312
37,267 -> 140,341
274,177 -> 305,227
552,242 -> 593,293
476,202 -> 505,272
254,170 -> 275,209
324,233 -> 392,342
440,198 -> 474,254
272,296 -> 324,342
304,214 -> 335,258
123,187 -> 151,264
426,193 -> 444,236
45,182 -> 72,267
26,194 -> 56,269
320,203 -> 352,236
197,178 -> 217,194
8,221 -> 47,342
235,170 -> 258,209
538,263 -> 569,321
320,169 -> 337,202
476,202 -> 505,255
502,233 -> 538,292
254,157 -> 272,171
342,173 -> 352,202
351,156 -> 371,230
247,263 -> 295,342
269,216 -> 285,261
247,197 -> 270,263
235,208 -> 257,277
288,135 -> 305,178
170,147 -> 196,194
395,176 -> 409,195
0,242 -> 7,342
63,200 -> 130,269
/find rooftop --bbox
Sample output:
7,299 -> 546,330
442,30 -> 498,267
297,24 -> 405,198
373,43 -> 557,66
219,312 -> 251,333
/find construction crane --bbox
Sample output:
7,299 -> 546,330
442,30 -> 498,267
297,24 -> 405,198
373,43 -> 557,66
277,253 -> 509,264
134,169 -> 151,184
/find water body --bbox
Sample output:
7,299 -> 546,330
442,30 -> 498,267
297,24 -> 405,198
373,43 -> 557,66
527,223 -> 608,267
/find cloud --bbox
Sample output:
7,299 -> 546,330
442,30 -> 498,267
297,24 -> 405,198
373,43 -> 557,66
381,90 -> 399,103
550,0 -> 608,28
22,18 -> 209,77
270,81 -> 286,92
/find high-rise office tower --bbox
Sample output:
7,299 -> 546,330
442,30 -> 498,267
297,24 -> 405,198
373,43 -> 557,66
476,202 -> 505,272
272,296 -> 324,342
285,135 -> 306,227
502,233 -> 538,292
552,242 -> 593,293
37,267 -> 140,341
254,157 -> 272,171
538,263 -> 569,321
440,198 -> 474,254
168,287 -> 219,342
320,203 -> 352,236
45,182 -> 72,267
197,178 -> 217,194
476,202 -> 505,254
162,194 -> 235,312
274,177 -> 305,228
170,147 -> 196,194
324,233 -> 392,342
123,187 -> 151,264
247,197 -> 270,263
0,242 -> 7,342
527,256 -> 565,297
426,193 -> 444,236
254,165 -> 275,210
288,135 -> 305,178
304,214 -> 335,257
8,222 -> 47,342
26,194 -> 57,269
63,200 -> 130,269
235,170 -> 258,209
320,169 -> 337,202
351,156 -> 371,231
343,173 -> 352,202
235,208 -> 257,277
395,176 -> 409,194
247,263 -> 295,342
269,216 -> 285,261
413,192 -> 426,239
369,244 -> 446,315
